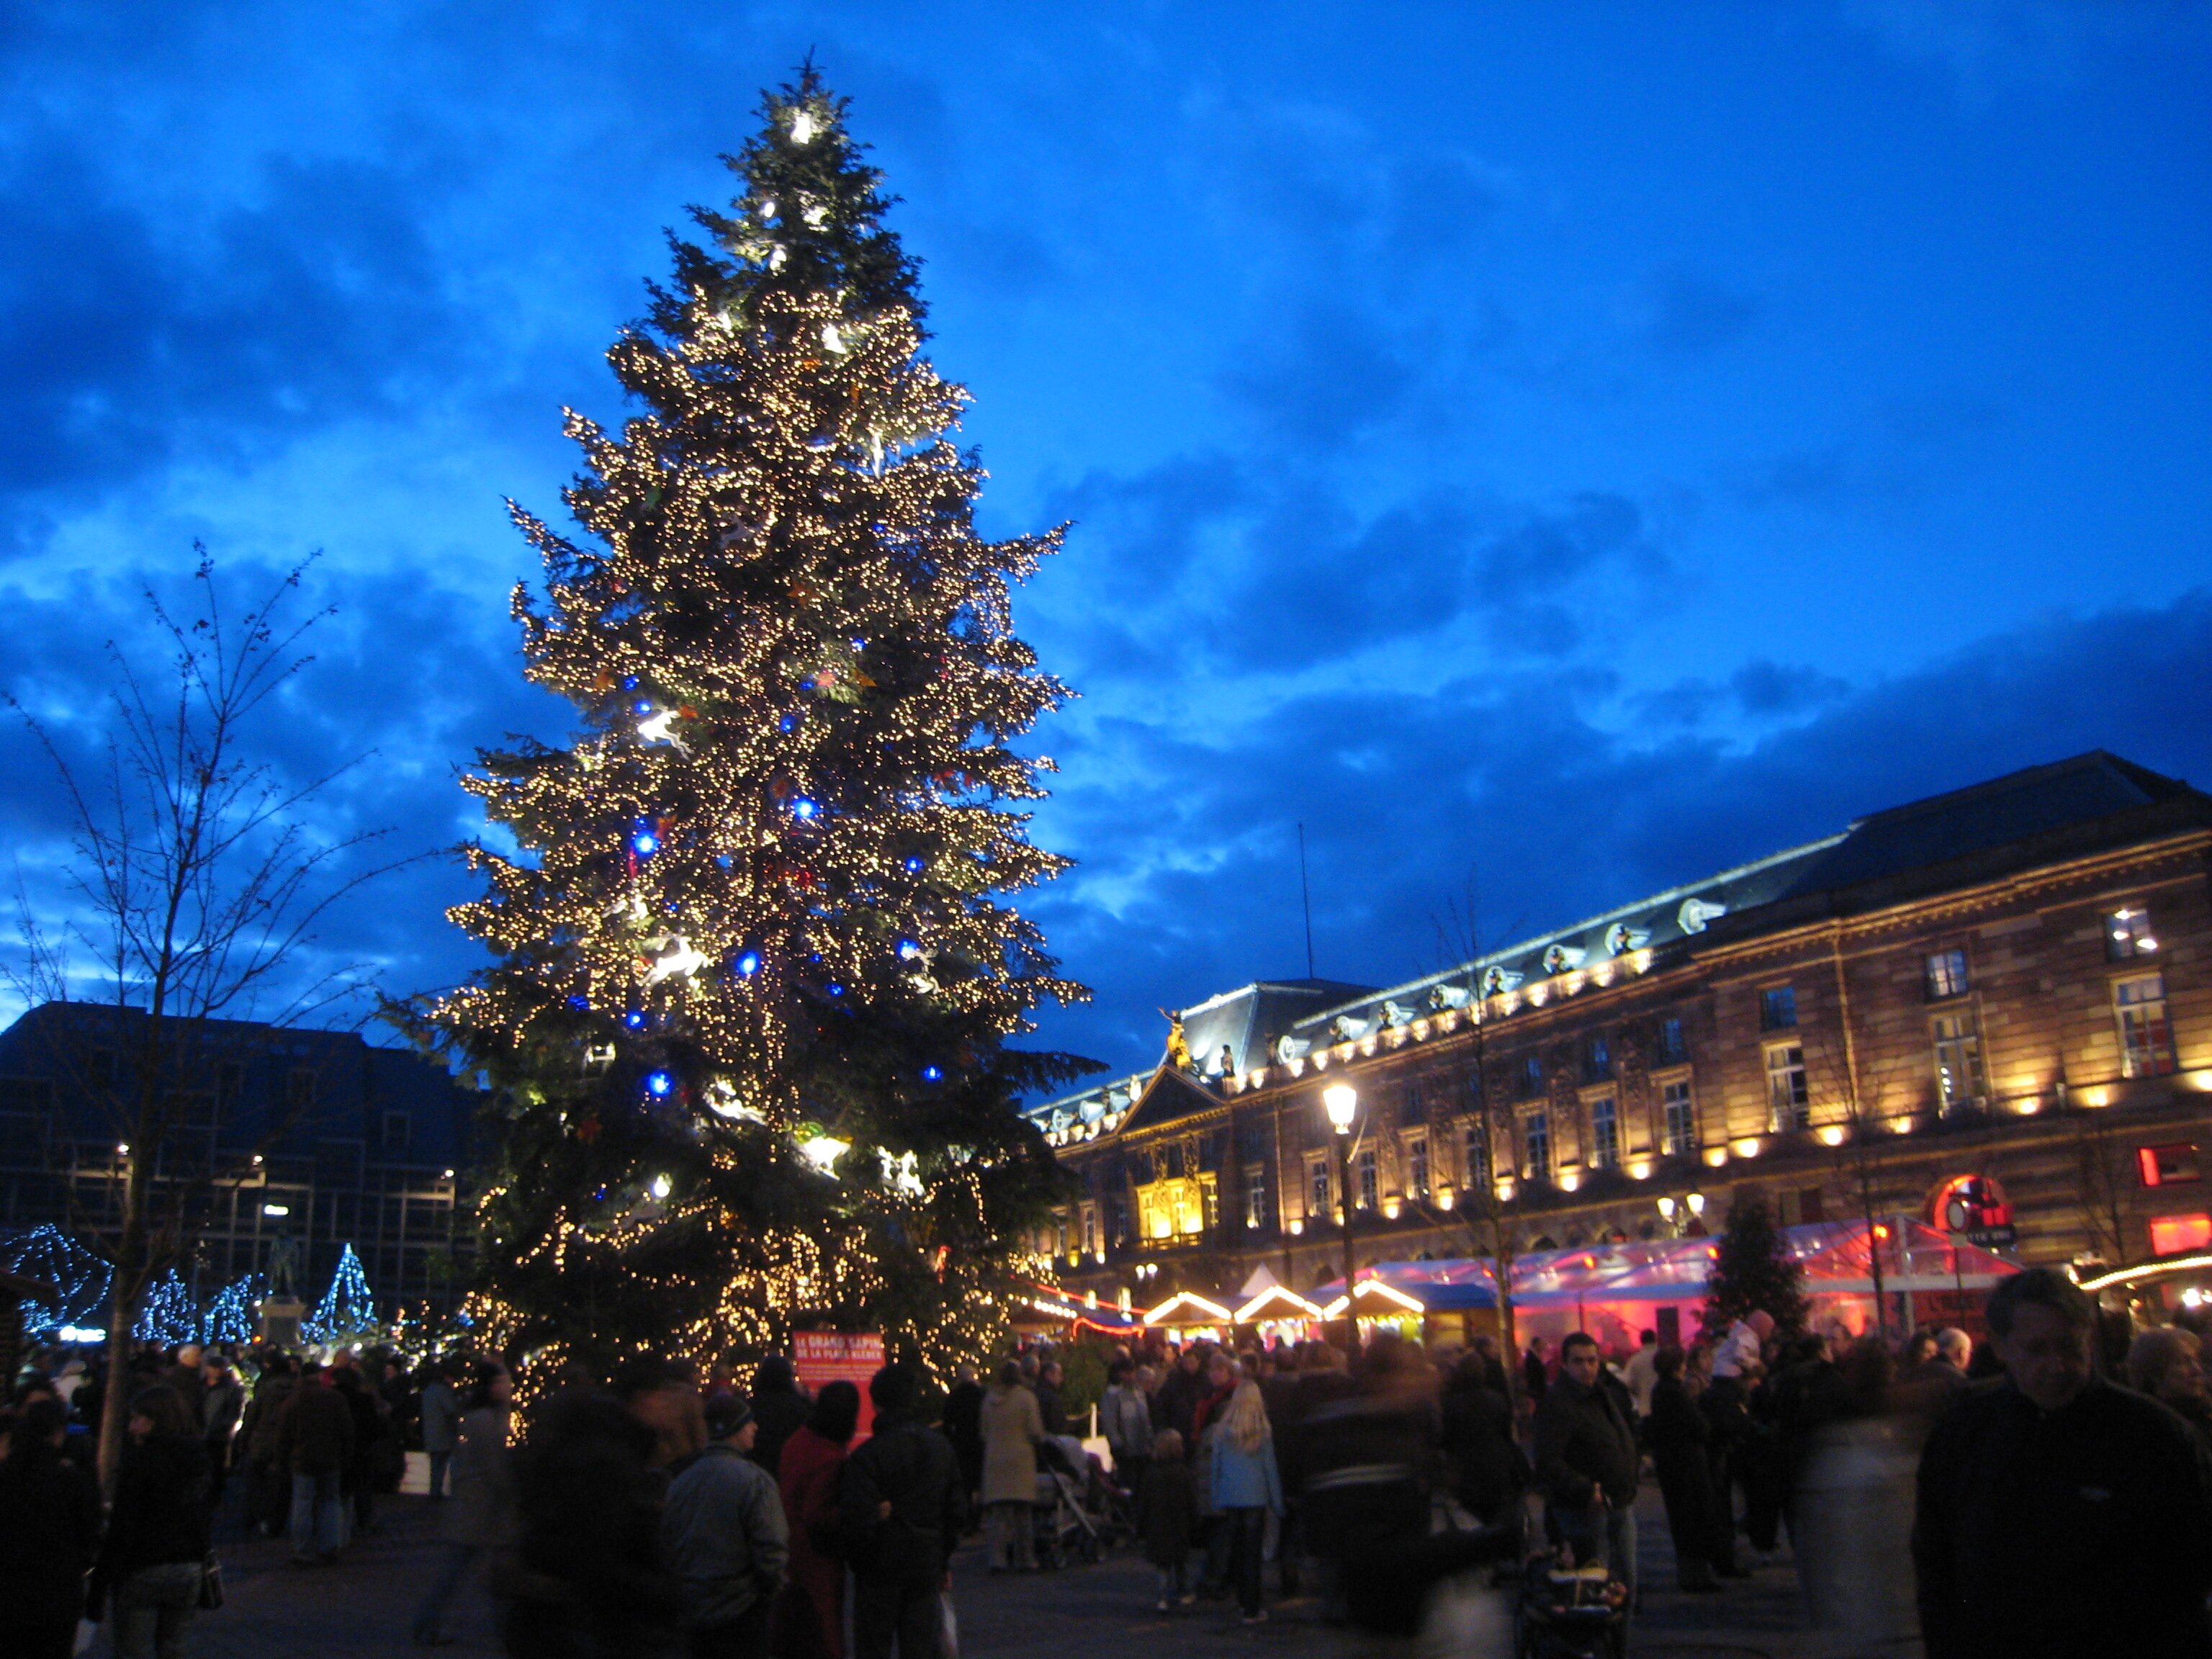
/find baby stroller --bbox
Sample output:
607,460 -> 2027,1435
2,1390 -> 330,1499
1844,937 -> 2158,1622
1033,1435 -> 1110,1568
1513,1554 -> 1628,1659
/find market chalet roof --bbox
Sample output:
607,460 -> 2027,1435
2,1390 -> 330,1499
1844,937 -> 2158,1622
1022,750 -> 2211,1146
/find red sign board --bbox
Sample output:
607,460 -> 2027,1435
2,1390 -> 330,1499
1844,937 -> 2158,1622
792,1331 -> 886,1439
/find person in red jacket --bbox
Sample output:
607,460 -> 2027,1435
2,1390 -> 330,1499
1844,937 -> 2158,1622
773,1382 -> 861,1659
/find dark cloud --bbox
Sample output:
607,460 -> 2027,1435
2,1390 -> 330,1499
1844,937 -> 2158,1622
1026,588 -> 2212,1071
0,143 -> 463,526
1738,397 -> 2006,512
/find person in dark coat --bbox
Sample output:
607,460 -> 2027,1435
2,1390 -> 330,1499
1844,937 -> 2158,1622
1033,1359 -> 1068,1439
1440,1350 -> 1524,1529
837,1362 -> 963,1659
90,1385 -> 212,1659
1134,1427 -> 1198,1608
1646,1346 -> 1725,1591
333,1365 -> 388,1534
750,1356 -> 811,1479
505,1385 -> 680,1659
1914,1267 -> 2212,1659
938,1365 -> 984,1523
239,1353 -> 300,1535
0,1398 -> 103,1659
278,1361 -> 356,1562
1533,1333 -> 1640,1599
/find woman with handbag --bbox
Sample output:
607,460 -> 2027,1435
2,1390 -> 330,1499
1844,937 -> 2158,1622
89,1384 -> 214,1659
772,1380 -> 861,1659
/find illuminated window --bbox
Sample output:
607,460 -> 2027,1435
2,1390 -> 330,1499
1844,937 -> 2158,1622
1356,1148 -> 1378,1210
1655,1017 -> 1688,1066
1308,1154 -> 1331,1221
1662,1079 -> 1696,1157
1405,1132 -> 1430,1196
2149,1213 -> 2212,1256
1524,1112 -> 1551,1180
1925,948 -> 1971,1001
2116,974 -> 2177,1078
1243,1163 -> 1270,1228
1588,1097 -> 1619,1169
2139,1144 -> 2200,1188
1766,1043 -> 1809,1132
1931,1013 -> 1986,1112
1761,987 -> 1799,1031
2107,907 -> 2159,961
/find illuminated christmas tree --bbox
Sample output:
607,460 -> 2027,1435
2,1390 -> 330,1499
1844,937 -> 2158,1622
202,1272 -> 268,1345
132,1268 -> 199,1344
434,66 -> 1090,1377
304,1244 -> 379,1344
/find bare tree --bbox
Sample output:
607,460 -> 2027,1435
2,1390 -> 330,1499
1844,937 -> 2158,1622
5,554 -> 405,1486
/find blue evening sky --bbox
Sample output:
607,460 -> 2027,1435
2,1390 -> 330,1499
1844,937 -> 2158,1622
2,4 -> 2207,1081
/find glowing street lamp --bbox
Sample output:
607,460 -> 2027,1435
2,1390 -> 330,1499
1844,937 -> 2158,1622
1322,1083 -> 1359,1346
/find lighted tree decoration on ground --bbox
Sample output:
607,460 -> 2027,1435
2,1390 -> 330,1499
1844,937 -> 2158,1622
132,1267 -> 199,1345
3,1223 -> 112,1335
431,66 -> 1091,1377
304,1244 -> 379,1345
1701,1195 -> 1809,1341
202,1272 -> 268,1345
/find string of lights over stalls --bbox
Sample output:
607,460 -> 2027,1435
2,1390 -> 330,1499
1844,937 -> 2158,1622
436,66 -> 1089,1374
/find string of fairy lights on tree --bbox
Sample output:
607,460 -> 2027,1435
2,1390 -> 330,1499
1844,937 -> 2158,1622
429,64 -> 1090,1378
3,1223 -> 112,1335
132,1268 -> 199,1344
303,1244 -> 379,1344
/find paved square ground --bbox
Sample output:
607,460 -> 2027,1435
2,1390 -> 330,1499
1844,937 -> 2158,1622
145,1486 -> 1833,1659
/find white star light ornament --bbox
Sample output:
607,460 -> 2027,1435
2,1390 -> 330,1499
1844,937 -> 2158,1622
880,1148 -> 924,1197
705,1081 -> 767,1124
644,936 -> 711,984
800,1136 -> 850,1174
789,109 -> 820,145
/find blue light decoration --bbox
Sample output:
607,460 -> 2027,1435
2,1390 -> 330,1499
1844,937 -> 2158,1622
850,637 -> 867,651
902,855 -> 925,874
2,1223 -> 112,1335
778,713 -> 801,734
303,1244 -> 379,1344
133,1268 -> 199,1344
631,827 -> 661,857
624,1010 -> 647,1030
921,1065 -> 944,1083
896,937 -> 923,961
734,949 -> 762,977
790,796 -> 819,822
622,675 -> 640,691
715,854 -> 734,869
826,984 -> 845,997
644,1070 -> 675,1097
202,1273 -> 267,1345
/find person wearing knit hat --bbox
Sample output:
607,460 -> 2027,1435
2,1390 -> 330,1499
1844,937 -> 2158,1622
663,1388 -> 788,1657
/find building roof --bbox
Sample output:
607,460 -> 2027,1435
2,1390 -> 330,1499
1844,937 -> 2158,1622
1022,750 -> 2211,1136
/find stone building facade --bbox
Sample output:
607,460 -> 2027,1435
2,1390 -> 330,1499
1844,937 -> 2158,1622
1023,752 -> 2212,1313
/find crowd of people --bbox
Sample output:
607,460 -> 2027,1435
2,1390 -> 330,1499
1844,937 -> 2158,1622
6,1265 -> 2212,1659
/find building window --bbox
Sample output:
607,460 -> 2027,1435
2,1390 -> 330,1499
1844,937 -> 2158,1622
2116,974 -> 2178,1078
1110,1195 -> 1129,1246
1244,1163 -> 1271,1228
1518,1055 -> 1545,1099
1766,1043 -> 1809,1132
286,1067 -> 318,1113
1662,1079 -> 1696,1157
1588,1097 -> 1619,1169
1581,1035 -> 1613,1084
2149,1213 -> 2212,1256
1524,1112 -> 1551,1180
1356,1147 -> 1378,1210
1464,1122 -> 1491,1186
2107,907 -> 2159,961
1080,1202 -> 1100,1255
1405,1132 -> 1429,1196
1931,1013 -> 1986,1112
1925,948 -> 1971,1001
1656,1017 -> 1688,1066
1405,1079 -> 1424,1120
380,1111 -> 411,1153
1308,1154 -> 1331,1221
1761,987 -> 1799,1031
2139,1144 -> 2201,1188
1162,1142 -> 1184,1179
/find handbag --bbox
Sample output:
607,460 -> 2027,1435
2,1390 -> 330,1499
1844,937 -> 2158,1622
197,1554 -> 225,1611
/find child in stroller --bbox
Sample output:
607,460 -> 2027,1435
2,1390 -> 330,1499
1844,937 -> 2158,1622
1513,1546 -> 1629,1659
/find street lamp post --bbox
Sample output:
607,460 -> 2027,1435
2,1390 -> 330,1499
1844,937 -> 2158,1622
1323,1082 -> 1359,1350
